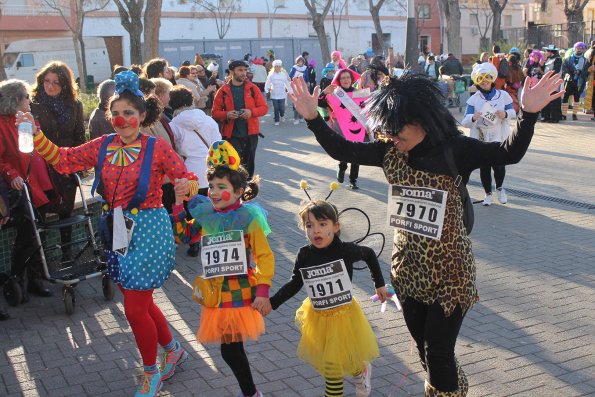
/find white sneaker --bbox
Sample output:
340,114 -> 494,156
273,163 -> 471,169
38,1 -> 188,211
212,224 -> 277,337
497,188 -> 507,204
293,119 -> 300,125
274,122 -> 280,126
482,193 -> 492,206
281,116 -> 285,123
354,363 -> 372,397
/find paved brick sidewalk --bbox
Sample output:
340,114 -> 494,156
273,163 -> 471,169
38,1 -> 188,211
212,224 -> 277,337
1,111 -> 593,397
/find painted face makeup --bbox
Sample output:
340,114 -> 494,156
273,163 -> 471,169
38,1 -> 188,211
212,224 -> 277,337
208,176 -> 242,210
110,99 -> 145,142
304,212 -> 339,249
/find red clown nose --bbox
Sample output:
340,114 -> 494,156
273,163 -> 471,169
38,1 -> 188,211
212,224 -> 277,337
112,116 -> 126,128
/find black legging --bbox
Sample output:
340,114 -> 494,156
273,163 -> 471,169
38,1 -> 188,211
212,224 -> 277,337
8,190 -> 47,282
338,162 -> 359,183
228,135 -> 259,179
480,165 -> 505,194
221,342 -> 256,396
400,297 -> 465,391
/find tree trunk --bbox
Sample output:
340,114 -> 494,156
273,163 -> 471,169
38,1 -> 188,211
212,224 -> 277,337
370,7 -> 384,54
78,34 -> 88,91
130,24 -> 144,65
491,10 -> 502,43
72,34 -> 87,93
441,0 -> 462,59
489,0 -> 507,43
313,16 -> 331,64
143,0 -> 162,61
114,0 -> 145,65
0,5 -> 7,81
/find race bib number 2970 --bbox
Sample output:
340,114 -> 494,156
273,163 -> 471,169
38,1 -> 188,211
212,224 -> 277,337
387,185 -> 448,240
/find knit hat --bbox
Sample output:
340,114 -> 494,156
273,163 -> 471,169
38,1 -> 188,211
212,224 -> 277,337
471,62 -> 498,85
272,59 -> 282,67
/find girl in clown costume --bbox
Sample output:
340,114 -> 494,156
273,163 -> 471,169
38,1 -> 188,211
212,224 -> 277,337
318,68 -> 369,190
462,62 -> 516,206
24,70 -> 198,397
171,140 -> 274,397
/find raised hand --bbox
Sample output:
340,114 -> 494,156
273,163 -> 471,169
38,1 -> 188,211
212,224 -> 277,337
15,111 -> 38,135
520,71 -> 564,113
288,76 -> 320,120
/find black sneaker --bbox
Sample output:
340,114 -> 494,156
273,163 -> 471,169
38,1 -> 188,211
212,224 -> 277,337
572,114 -> 578,121
561,115 -> 567,120
349,182 -> 359,190
337,170 -> 345,183
187,243 -> 200,257
27,279 -> 53,297
0,308 -> 9,321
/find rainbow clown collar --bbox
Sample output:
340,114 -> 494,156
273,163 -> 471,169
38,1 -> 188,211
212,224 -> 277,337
207,140 -> 240,170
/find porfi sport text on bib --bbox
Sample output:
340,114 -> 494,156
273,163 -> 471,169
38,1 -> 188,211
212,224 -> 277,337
201,230 -> 248,279
300,259 -> 353,310
387,185 -> 448,240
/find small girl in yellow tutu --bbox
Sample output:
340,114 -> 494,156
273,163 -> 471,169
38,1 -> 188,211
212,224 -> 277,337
171,140 -> 274,397
266,199 -> 391,397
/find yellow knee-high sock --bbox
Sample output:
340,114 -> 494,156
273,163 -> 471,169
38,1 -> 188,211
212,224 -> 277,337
573,102 -> 580,115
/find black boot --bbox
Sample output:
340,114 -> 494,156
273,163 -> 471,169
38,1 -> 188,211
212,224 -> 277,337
27,278 -> 53,297
0,307 -> 9,321
337,169 -> 345,183
187,243 -> 200,257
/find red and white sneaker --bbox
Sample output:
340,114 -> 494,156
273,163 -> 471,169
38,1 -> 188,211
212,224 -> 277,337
160,341 -> 188,381
354,363 -> 372,397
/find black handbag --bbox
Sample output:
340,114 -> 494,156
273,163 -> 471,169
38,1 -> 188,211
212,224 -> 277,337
443,144 -> 474,235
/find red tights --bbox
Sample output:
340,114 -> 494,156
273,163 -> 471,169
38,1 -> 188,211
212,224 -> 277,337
119,285 -> 173,366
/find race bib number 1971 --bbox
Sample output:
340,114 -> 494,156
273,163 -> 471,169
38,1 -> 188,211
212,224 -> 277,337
300,259 -> 353,310
387,185 -> 448,240
201,230 -> 248,279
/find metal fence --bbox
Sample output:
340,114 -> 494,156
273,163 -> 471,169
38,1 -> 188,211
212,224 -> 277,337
502,21 -> 595,50
159,37 -> 327,76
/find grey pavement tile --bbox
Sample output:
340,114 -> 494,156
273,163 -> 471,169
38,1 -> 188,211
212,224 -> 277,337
2,113 -> 595,396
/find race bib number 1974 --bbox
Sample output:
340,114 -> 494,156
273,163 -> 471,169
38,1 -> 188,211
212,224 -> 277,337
201,230 -> 248,279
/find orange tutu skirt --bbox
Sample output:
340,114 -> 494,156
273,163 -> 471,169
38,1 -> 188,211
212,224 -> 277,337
197,306 -> 265,344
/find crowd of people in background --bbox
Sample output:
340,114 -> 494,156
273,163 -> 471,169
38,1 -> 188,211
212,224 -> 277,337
0,39 -> 591,397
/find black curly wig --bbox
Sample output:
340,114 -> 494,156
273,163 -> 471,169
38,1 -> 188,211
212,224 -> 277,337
365,71 -> 462,146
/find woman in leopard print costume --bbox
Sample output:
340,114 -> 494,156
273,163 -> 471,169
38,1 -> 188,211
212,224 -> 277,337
289,71 -> 564,397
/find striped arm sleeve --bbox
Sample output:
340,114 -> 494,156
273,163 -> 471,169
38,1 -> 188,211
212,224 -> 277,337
34,132 -> 61,165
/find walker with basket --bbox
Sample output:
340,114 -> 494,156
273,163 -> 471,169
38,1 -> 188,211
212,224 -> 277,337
3,173 -> 114,315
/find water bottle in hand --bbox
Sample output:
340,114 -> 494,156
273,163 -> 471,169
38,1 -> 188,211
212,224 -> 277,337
18,122 -> 34,153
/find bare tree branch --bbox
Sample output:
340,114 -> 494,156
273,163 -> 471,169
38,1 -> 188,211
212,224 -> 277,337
192,0 -> 241,39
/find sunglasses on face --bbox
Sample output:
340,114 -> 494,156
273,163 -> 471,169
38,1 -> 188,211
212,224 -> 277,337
474,74 -> 494,84
44,79 -> 60,86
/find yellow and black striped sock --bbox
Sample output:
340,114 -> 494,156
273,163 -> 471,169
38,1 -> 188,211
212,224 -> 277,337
324,377 -> 343,397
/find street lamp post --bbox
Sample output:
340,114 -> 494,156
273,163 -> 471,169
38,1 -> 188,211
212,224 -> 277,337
405,0 -> 419,70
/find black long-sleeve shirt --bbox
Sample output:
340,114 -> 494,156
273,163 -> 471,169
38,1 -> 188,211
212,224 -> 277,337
305,111 -> 539,181
270,237 -> 385,310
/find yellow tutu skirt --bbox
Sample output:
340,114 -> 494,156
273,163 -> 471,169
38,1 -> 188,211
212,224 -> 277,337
295,297 -> 379,378
197,306 -> 265,344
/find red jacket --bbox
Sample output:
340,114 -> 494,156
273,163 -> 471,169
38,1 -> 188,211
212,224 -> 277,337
0,115 -> 54,207
211,80 -> 268,138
